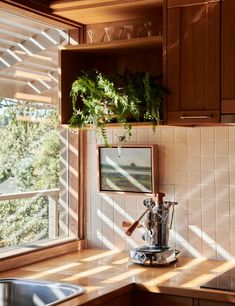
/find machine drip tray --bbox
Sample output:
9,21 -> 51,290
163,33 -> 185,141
201,267 -> 235,292
129,246 -> 179,266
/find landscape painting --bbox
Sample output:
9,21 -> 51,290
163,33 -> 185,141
98,146 -> 154,193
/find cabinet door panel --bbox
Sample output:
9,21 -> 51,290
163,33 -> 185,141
221,0 -> 235,100
166,2 -> 220,124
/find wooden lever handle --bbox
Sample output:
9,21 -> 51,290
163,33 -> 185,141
125,208 -> 149,236
125,220 -> 139,236
122,220 -> 142,228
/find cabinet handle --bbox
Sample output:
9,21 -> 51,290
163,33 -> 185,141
180,115 -> 212,120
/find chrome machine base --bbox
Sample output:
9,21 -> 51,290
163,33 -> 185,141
129,246 -> 179,266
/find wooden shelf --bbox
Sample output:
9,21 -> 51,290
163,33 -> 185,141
60,35 -> 163,125
60,35 -> 162,52
61,122 -> 156,130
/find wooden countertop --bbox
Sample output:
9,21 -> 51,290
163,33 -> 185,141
1,249 -> 235,305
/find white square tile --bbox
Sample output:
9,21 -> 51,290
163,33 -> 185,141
202,229 -> 216,242
201,156 -> 215,170
187,128 -> 201,142
230,171 -> 235,185
188,185 -> 201,199
162,127 -> 174,142
188,142 -> 201,155
202,214 -> 216,229
201,127 -> 215,142
174,170 -> 188,185
174,142 -> 188,155
188,171 -> 201,185
201,171 -> 215,185
188,213 -> 202,226
136,128 -> 149,143
215,185 -> 230,201
229,127 -> 235,141
216,230 -> 230,246
215,156 -> 229,170
201,142 -> 215,155
188,199 -> 202,214
215,127 -> 229,142
174,156 -> 188,170
230,215 -> 235,231
230,156 -> 235,170
230,200 -> 235,215
216,244 -> 231,261
215,171 -> 229,185
201,184 -> 215,200
175,184 -> 188,199
149,127 -> 162,143
159,170 -> 175,184
174,127 -> 187,142
229,142 -> 235,155
160,143 -> 175,157
216,200 -> 230,215
215,142 -> 229,155
202,200 -> 216,215
188,157 -> 201,171
202,243 -> 216,260
160,156 -> 175,171
216,214 -> 230,231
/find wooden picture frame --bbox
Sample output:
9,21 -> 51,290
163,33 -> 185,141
98,144 -> 158,194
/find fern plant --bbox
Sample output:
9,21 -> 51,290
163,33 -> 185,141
70,69 -> 167,146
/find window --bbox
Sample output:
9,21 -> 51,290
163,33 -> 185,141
0,10 -> 81,255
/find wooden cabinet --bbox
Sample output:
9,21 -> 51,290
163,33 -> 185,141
132,291 -> 194,306
165,0 -> 220,125
60,36 -> 162,125
221,0 -> 235,116
199,299 -> 234,306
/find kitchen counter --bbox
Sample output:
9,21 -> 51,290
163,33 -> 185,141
1,249 -> 235,305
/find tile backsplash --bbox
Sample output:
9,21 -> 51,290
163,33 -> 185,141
86,126 -> 235,261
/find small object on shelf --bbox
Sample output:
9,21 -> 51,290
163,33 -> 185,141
102,26 -> 114,42
87,29 -> 95,43
120,25 -> 135,40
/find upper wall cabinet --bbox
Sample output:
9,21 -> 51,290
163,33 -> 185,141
165,0 -> 220,125
221,0 -> 235,117
60,36 -> 163,125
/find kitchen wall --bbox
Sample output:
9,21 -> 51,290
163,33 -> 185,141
86,125 -> 235,261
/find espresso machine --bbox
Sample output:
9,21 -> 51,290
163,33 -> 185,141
123,193 -> 179,266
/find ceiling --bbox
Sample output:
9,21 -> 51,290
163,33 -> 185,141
0,9 -> 69,106
49,0 -> 163,24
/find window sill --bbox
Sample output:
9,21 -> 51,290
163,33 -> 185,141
0,238 -> 86,272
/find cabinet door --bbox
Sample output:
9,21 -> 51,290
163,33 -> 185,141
221,0 -> 235,114
199,299 -> 233,306
165,1 -> 220,125
132,291 -> 194,306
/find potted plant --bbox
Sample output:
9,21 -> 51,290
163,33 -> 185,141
70,69 -> 167,146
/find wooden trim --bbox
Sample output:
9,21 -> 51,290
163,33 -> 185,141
167,0 -> 220,8
221,99 -> 235,114
50,0 -> 162,12
0,239 -> 85,272
60,35 -> 162,50
0,1 -> 83,28
79,130 -> 87,239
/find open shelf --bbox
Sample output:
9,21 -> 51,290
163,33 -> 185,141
59,35 -> 163,125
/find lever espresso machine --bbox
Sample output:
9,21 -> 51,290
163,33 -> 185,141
124,192 -> 179,266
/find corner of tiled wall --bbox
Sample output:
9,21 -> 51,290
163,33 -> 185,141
86,126 -> 235,262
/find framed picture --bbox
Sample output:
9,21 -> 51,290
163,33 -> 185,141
98,145 -> 158,194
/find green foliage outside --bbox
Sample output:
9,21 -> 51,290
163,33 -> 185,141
0,100 -> 60,248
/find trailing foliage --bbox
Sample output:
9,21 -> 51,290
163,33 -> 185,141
70,70 -> 167,146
